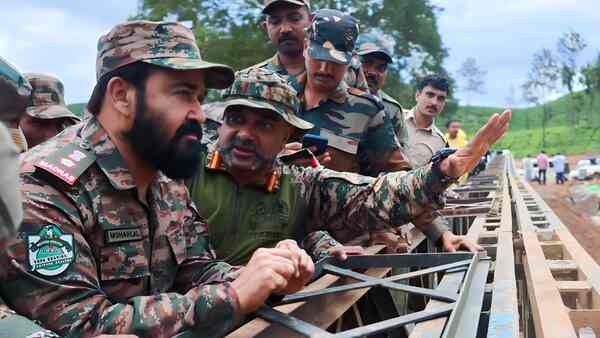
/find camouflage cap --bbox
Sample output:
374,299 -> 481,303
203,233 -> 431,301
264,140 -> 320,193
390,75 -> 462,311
307,9 -> 359,65
0,56 -> 32,98
356,32 -> 394,63
96,21 -> 234,89
24,73 -> 80,122
262,0 -> 310,14
223,68 -> 313,130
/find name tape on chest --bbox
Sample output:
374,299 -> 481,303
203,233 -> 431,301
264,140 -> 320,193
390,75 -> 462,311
105,227 -> 143,244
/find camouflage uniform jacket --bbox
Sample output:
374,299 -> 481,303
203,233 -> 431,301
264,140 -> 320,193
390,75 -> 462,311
295,73 -> 404,176
0,116 -> 243,338
378,90 -> 407,148
188,147 -> 453,262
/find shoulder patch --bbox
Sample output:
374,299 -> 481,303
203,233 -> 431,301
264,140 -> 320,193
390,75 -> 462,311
348,88 -> 384,110
34,142 -> 95,186
27,224 -> 75,277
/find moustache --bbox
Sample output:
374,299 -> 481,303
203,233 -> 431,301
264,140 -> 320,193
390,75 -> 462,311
173,120 -> 203,143
314,72 -> 334,80
223,135 -> 258,153
366,74 -> 378,84
426,105 -> 438,112
278,32 -> 299,44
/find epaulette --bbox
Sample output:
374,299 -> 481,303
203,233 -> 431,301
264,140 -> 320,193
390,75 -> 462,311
380,91 -> 403,110
347,87 -> 384,110
241,59 -> 273,73
33,141 -> 96,186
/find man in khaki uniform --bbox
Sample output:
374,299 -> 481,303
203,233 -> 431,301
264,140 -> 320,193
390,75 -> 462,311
20,73 -> 81,148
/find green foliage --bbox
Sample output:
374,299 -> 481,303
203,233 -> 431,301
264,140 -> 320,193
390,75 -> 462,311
132,0 -> 452,98
67,103 -> 86,117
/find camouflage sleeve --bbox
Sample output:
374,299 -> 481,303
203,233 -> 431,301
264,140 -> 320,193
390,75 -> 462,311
421,216 -> 449,244
301,231 -> 342,262
0,174 -> 242,338
362,108 -> 406,175
291,163 -> 450,242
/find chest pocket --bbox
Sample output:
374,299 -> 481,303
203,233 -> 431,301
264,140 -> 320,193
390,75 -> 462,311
249,200 -> 290,240
100,239 -> 150,281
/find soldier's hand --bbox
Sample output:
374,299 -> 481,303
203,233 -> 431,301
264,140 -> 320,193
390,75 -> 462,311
282,142 -> 331,167
275,239 -> 315,294
369,230 -> 408,253
231,248 -> 296,313
440,110 -> 511,178
328,245 -> 365,261
440,231 -> 483,253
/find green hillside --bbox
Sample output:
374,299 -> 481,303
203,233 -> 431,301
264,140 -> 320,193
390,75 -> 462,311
439,91 -> 600,158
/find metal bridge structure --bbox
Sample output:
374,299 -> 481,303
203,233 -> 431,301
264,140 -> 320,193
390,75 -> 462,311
226,153 -> 600,338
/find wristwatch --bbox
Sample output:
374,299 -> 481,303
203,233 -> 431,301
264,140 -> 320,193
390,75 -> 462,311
431,148 -> 458,185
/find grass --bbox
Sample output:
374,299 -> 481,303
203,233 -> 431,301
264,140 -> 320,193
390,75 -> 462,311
439,91 -> 600,158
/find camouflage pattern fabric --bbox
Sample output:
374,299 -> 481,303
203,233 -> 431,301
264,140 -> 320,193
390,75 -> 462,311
356,31 -> 395,63
262,0 -> 310,13
379,90 -> 406,147
96,20 -> 233,89
295,73 -> 402,175
223,68 -> 313,130
0,116 -> 243,337
188,147 -> 452,263
307,9 -> 359,65
24,73 -> 80,123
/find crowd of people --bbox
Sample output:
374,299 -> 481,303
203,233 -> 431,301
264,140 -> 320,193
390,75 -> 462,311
0,1 -> 511,337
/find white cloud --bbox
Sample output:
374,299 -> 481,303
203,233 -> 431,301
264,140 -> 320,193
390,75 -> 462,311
432,0 -> 600,106
0,1 -> 137,104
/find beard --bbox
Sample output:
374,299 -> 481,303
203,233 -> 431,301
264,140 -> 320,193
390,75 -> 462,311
123,88 -> 203,180
219,135 -> 275,173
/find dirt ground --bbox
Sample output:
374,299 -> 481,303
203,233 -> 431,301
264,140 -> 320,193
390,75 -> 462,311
527,154 -> 600,264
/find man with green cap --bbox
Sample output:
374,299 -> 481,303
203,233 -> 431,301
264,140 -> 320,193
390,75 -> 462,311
20,73 -> 81,148
188,67 -> 512,266
0,56 -> 62,338
0,21 -> 315,338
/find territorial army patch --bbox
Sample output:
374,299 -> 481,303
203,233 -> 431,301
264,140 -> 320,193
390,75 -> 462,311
34,142 -> 95,186
27,225 -> 75,276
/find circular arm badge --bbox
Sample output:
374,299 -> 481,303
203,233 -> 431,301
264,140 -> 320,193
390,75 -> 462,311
27,225 -> 75,276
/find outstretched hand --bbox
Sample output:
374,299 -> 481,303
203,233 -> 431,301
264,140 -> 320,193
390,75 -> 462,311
440,109 -> 511,178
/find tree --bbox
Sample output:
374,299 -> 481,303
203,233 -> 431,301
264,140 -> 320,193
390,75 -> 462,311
557,30 -> 587,125
132,0 -> 453,106
457,57 -> 486,107
524,48 -> 560,148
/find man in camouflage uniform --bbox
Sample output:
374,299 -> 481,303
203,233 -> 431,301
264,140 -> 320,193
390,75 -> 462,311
201,0 -> 369,144
0,21 -> 315,338
356,33 -> 480,252
295,9 -> 408,176
188,67 -> 512,266
0,56 -> 61,338
20,73 -> 81,148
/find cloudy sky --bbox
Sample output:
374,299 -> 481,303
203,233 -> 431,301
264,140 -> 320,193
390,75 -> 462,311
1,1 -> 599,107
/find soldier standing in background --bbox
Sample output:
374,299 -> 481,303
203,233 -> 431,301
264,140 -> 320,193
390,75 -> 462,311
20,73 -> 81,148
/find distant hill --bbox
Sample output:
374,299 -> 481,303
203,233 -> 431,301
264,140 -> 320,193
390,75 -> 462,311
439,91 -> 600,158
66,90 -> 600,159
67,103 -> 86,118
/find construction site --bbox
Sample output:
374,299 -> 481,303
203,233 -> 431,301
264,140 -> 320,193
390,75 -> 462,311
225,153 -> 600,338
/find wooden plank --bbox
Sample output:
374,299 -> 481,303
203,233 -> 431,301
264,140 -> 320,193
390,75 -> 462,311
558,281 -> 592,293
